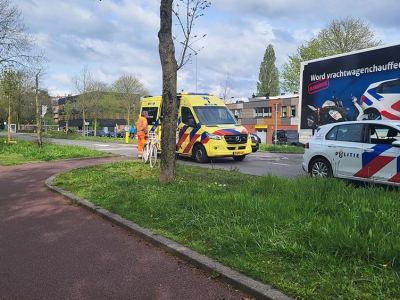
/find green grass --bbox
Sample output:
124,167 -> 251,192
53,161 -> 400,300
259,143 -> 305,153
0,137 -> 113,165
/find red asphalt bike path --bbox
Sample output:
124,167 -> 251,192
0,157 -> 252,300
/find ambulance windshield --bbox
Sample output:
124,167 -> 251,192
193,106 -> 237,125
142,107 -> 159,125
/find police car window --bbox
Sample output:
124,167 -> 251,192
369,125 -> 400,144
380,79 -> 400,94
328,124 -> 364,142
326,126 -> 338,140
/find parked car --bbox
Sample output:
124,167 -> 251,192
85,130 -> 94,136
116,130 -> 126,138
302,120 -> 400,186
107,131 -> 116,138
250,133 -> 260,152
96,130 -> 106,137
360,78 -> 400,120
273,130 -> 300,146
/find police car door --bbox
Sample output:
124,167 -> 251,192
357,125 -> 400,184
327,123 -> 365,179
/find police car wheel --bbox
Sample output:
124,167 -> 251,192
310,158 -> 332,178
365,108 -> 381,120
193,144 -> 209,163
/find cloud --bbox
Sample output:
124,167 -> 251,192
12,0 -> 400,98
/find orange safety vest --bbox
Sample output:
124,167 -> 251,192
136,116 -> 148,134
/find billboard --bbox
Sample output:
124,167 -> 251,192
299,43 -> 400,130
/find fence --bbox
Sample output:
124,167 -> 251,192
19,124 -> 60,132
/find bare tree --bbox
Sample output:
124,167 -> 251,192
219,73 -> 233,103
88,80 -> 109,134
159,0 -> 210,183
111,75 -> 149,126
0,0 -> 48,132
0,0 -> 44,68
72,65 -> 93,135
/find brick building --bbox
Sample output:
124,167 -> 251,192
226,94 -> 299,144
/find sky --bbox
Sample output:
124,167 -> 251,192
13,0 -> 400,98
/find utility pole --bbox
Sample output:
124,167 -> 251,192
7,97 -> 11,143
274,103 -> 280,145
195,52 -> 198,93
35,73 -> 42,148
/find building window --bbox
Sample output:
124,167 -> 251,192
234,109 -> 242,118
290,105 -> 296,117
281,106 -> 287,117
264,107 -> 272,117
254,107 -> 272,118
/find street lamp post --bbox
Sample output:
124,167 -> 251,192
195,52 -> 198,93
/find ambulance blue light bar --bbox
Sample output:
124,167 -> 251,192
180,92 -> 213,96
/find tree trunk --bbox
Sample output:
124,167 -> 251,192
35,73 -> 42,149
158,0 -> 178,183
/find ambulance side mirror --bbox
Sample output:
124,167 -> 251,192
187,117 -> 196,127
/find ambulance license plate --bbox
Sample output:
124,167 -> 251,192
233,151 -> 244,156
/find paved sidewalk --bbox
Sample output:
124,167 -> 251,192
0,157 -> 292,300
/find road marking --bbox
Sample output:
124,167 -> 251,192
98,148 -> 130,151
270,162 -> 290,166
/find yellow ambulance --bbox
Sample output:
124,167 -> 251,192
140,92 -> 252,163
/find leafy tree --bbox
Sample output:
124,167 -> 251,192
0,68 -> 18,141
159,0 -> 210,183
281,17 -> 382,94
13,71 -> 34,127
110,75 -> 149,126
257,44 -> 280,97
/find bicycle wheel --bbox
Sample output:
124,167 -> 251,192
149,142 -> 158,168
142,142 -> 150,163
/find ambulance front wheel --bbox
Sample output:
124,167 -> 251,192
193,144 -> 209,163
233,155 -> 246,162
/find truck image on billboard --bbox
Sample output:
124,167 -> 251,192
299,43 -> 400,130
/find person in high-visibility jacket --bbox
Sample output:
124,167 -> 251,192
136,110 -> 149,158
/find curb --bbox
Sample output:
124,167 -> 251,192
46,175 -> 294,300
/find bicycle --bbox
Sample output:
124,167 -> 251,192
142,132 -> 160,168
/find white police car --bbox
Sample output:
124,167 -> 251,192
360,78 -> 400,120
302,120 -> 400,186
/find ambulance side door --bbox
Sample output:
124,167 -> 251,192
177,106 -> 195,154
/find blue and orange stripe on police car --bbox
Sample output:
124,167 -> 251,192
354,144 -> 399,181
389,156 -> 400,183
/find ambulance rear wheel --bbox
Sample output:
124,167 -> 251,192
233,155 -> 245,162
193,144 -> 209,163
